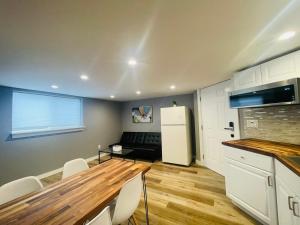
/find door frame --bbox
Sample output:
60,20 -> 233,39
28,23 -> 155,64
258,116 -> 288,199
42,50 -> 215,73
197,80 -> 240,171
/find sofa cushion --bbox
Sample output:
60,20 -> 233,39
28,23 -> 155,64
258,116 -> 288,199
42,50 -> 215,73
135,132 -> 146,145
144,132 -> 161,145
120,132 -> 136,144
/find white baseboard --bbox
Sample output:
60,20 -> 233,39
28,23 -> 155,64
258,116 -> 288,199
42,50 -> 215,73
195,159 -> 204,166
37,153 -> 108,179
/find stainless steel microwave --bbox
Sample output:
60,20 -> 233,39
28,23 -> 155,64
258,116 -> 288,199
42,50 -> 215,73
229,78 -> 300,108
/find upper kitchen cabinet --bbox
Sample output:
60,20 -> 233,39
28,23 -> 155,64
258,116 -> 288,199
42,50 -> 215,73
261,53 -> 297,84
295,50 -> 300,76
233,65 -> 262,90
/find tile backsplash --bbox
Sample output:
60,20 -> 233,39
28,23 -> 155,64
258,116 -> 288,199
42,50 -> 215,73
239,105 -> 300,145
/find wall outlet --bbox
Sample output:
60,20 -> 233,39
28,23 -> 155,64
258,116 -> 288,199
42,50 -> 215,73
246,120 -> 258,128
97,144 -> 101,150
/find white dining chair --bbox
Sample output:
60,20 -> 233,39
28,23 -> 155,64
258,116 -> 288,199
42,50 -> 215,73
86,206 -> 112,225
62,158 -> 89,179
0,176 -> 43,205
111,173 -> 143,225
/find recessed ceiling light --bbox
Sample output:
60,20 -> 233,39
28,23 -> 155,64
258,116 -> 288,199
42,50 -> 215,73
278,31 -> 295,41
136,90 -> 141,95
110,95 -> 115,99
80,74 -> 89,80
51,85 -> 58,89
170,85 -> 176,90
128,58 -> 137,66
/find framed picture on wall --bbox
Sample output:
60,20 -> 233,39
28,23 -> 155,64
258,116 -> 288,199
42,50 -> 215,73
132,106 -> 153,123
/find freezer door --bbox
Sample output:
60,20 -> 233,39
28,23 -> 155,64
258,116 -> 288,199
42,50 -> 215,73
161,125 -> 191,166
160,106 -> 187,125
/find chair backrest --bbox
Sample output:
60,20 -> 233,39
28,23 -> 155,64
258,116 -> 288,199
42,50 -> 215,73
62,158 -> 89,179
86,206 -> 112,225
0,176 -> 43,205
112,173 -> 143,225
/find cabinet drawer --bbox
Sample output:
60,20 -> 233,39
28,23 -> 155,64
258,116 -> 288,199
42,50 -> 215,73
224,146 -> 273,172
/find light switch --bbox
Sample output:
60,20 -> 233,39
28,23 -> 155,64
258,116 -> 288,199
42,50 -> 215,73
246,119 -> 258,128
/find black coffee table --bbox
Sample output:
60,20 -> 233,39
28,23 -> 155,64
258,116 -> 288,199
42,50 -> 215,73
98,147 -> 135,164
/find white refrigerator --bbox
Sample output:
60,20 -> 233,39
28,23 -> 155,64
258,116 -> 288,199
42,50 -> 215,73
160,106 -> 192,166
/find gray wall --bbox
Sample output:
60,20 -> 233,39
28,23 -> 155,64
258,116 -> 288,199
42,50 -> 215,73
121,93 -> 196,156
0,86 -> 122,185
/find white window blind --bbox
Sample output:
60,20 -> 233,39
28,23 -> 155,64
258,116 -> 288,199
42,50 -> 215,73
12,91 -> 84,138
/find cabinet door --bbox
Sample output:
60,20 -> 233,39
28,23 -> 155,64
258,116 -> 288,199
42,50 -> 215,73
261,54 -> 296,84
295,50 -> 300,77
233,65 -> 262,90
225,159 -> 277,225
292,196 -> 300,225
276,176 -> 295,225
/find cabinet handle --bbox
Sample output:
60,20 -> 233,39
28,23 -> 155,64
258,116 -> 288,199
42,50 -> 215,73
288,196 -> 294,210
292,201 -> 299,217
267,176 -> 272,186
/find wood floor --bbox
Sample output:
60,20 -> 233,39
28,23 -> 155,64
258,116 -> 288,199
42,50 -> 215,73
41,158 -> 260,225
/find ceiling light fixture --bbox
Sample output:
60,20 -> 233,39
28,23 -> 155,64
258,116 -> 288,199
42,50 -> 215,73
136,90 -> 141,95
110,95 -> 115,99
51,85 -> 59,89
170,85 -> 176,90
80,74 -> 89,80
128,58 -> 137,66
278,31 -> 295,41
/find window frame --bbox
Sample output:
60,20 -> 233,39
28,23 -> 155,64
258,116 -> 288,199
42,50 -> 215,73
11,90 -> 85,139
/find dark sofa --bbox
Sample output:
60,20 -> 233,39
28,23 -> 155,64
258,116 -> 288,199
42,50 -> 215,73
110,132 -> 162,162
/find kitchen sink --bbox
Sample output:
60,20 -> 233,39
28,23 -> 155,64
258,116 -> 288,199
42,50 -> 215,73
286,156 -> 300,166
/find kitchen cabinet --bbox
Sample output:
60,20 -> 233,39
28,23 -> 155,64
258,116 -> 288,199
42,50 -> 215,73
275,160 -> 300,225
295,50 -> 300,76
232,50 -> 300,92
233,65 -> 262,90
224,146 -> 278,225
261,53 -> 297,84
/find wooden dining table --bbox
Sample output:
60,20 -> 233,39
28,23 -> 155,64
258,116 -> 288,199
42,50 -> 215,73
0,159 -> 151,225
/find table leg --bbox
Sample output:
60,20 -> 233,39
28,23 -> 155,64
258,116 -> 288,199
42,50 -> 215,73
142,174 -> 149,225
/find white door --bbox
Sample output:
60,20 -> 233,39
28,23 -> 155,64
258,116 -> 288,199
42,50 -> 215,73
226,159 -> 277,225
161,125 -> 189,165
201,80 -> 239,175
276,176 -> 295,225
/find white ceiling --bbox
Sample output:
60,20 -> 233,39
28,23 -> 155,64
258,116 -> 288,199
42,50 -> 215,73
0,0 -> 300,101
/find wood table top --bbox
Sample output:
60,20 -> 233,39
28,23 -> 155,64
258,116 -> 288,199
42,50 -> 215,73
0,159 -> 151,225
222,138 -> 300,176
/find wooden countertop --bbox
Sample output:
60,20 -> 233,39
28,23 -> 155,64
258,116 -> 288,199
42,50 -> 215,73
222,139 -> 300,176
0,159 -> 151,225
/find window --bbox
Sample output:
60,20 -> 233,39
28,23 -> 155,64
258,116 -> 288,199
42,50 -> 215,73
12,91 -> 84,138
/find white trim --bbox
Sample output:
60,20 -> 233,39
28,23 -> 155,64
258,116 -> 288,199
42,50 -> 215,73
37,153 -> 108,179
11,126 -> 85,139
197,88 -> 205,164
37,167 -> 63,180
195,159 -> 204,166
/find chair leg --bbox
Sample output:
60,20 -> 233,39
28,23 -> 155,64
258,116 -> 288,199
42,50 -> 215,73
128,217 -> 134,225
132,215 -> 138,225
142,174 -> 149,225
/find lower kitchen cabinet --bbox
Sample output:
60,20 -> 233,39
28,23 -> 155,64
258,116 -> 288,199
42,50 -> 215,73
224,146 -> 278,225
275,160 -> 300,225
